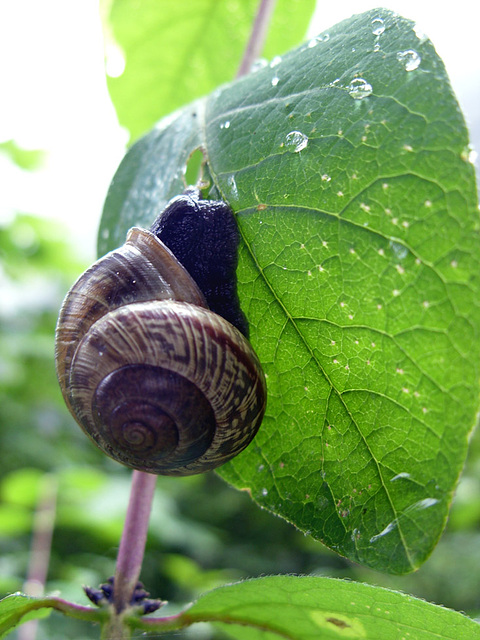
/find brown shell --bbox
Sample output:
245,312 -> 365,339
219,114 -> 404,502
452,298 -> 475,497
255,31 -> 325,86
55,228 -> 266,476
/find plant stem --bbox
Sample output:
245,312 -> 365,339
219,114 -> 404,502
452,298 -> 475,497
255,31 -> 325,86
236,0 -> 278,78
112,470 -> 157,613
18,475 -> 57,640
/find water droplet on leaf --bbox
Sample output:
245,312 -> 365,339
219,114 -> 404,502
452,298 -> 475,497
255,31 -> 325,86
285,131 -> 308,153
391,472 -> 411,481
371,17 -> 385,36
396,49 -> 421,71
227,174 -> 238,199
307,34 -> 329,48
250,58 -> 268,72
370,520 -> 397,543
348,78 -> 373,99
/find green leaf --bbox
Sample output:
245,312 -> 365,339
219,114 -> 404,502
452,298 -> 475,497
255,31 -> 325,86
98,9 -> 480,573
0,594 -> 105,638
0,595 -> 52,638
135,576 -> 480,639
103,0 -> 315,141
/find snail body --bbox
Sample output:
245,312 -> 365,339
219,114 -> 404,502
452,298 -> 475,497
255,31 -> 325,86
55,192 -> 266,476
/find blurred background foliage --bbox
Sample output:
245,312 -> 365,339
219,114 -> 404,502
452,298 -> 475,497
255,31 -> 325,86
1,1 -> 479,638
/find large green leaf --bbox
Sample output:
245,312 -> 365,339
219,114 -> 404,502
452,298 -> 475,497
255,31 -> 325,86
98,9 -> 480,573
104,0 -> 316,141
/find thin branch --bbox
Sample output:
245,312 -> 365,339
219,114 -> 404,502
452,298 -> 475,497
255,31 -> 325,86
112,470 -> 157,614
236,0 -> 278,78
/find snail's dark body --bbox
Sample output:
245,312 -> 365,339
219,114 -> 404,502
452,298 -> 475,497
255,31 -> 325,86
150,188 -> 249,337
55,190 -> 266,476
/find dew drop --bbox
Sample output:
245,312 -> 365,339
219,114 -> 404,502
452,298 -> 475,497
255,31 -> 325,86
270,55 -> 282,68
261,488 -> 268,496
413,23 -> 427,42
220,120 -> 230,129
250,58 -> 268,72
227,174 -> 238,199
271,75 -> 280,87
391,472 -> 411,481
348,78 -> 373,99
390,241 -> 408,260
396,49 -> 421,71
307,33 -> 329,48
371,17 -> 385,36
370,520 -> 397,543
462,145 -> 478,165
405,498 -> 439,512
285,130 -> 308,153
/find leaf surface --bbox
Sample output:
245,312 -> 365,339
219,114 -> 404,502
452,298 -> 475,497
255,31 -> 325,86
0,595 -> 51,638
171,576 -> 480,639
99,9 -> 480,573
0,594 -> 103,638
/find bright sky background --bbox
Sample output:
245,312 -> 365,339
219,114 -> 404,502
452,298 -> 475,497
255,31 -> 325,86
0,0 -> 479,261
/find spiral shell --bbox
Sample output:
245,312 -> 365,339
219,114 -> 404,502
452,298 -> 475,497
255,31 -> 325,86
55,227 -> 266,476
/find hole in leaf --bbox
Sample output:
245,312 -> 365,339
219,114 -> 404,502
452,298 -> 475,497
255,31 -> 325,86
184,148 -> 205,186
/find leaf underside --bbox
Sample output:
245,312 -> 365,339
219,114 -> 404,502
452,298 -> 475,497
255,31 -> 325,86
99,9 -> 480,574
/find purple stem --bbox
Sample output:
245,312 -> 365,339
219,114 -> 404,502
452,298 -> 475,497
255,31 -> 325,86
236,0 -> 278,78
112,470 -> 157,614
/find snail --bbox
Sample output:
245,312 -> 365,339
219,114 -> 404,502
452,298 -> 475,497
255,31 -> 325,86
55,188 -> 266,476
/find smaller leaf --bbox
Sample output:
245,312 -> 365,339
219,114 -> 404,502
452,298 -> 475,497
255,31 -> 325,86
174,576 -> 480,640
0,595 -> 51,638
0,594 -> 105,638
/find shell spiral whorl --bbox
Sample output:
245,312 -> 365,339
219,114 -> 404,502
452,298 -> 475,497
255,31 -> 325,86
55,193 -> 266,476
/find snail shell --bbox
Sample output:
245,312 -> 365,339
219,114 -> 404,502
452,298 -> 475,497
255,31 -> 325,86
55,226 -> 266,476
